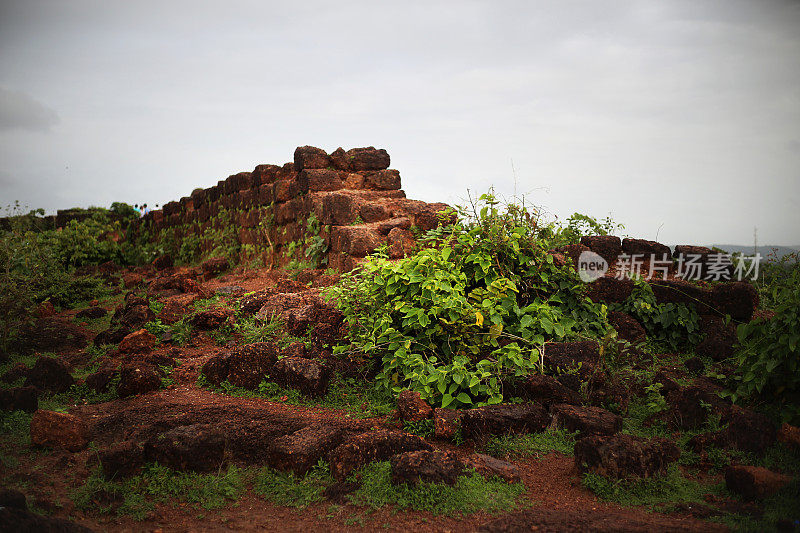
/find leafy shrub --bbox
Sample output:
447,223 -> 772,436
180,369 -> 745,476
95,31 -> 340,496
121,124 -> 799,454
731,260 -> 800,422
328,193 -> 610,408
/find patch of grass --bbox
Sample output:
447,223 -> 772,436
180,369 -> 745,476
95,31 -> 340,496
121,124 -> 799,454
72,463 -> 244,520
234,315 -> 284,345
621,396 -> 671,439
253,462 -> 332,508
484,427 -> 578,459
581,464 -> 723,508
402,419 -> 435,439
0,410 -> 33,459
348,461 -> 526,516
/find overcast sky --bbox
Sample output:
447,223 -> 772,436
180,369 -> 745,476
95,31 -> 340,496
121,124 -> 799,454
1,1 -> 798,246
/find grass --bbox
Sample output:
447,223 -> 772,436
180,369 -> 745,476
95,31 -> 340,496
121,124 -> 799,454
72,463 -> 244,520
253,462 -> 332,509
581,464 -> 723,508
348,461 -> 527,516
200,372 -> 395,419
484,427 -> 578,459
715,477 -> 800,532
402,419 -> 435,439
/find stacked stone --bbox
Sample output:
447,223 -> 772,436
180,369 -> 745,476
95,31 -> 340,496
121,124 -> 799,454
136,146 -> 452,271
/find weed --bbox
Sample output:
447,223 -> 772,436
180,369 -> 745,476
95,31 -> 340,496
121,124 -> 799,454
402,419 -> 435,439
484,427 -> 578,459
253,462 -> 332,508
348,461 -> 526,516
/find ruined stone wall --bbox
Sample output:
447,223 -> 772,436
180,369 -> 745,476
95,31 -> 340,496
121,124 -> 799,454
131,146 -> 451,272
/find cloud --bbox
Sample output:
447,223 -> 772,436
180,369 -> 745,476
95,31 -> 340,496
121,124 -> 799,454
0,87 -> 59,132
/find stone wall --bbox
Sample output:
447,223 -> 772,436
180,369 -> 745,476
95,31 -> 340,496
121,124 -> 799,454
131,146 -> 452,272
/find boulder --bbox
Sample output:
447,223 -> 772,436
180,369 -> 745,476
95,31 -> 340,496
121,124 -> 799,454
226,342 -> 279,390
621,238 -> 672,259
665,386 -> 726,430
238,289 -> 278,315
85,367 -> 118,393
76,306 -> 108,319
30,410 -> 89,452
1,362 -> 29,384
328,430 -> 433,481
433,408 -> 463,440
544,341 -> 601,376
711,282 -> 758,322
152,254 -> 174,270
344,147 -> 390,171
397,390 -> 433,422
24,357 -> 74,393
116,364 -> 161,397
778,423 -> 800,450
144,424 -> 226,473
574,433 -> 680,479
200,353 -> 231,387
511,374 -> 582,406
725,465 -> 791,500
464,453 -> 521,483
585,276 -> 634,304
294,145 -> 331,170
271,357 -> 331,397
363,169 -> 401,190
99,440 -> 144,479
267,425 -> 345,475
580,235 -> 622,263
190,308 -> 234,330
201,257 -> 229,277
722,406 -> 776,455
551,404 -> 622,437
117,329 -> 156,354
390,450 -> 464,485
0,386 -> 39,413
158,299 -> 189,324
16,317 -> 88,353
607,311 -> 647,343
460,403 -> 550,440
0,488 -> 26,509
0,507 -> 94,532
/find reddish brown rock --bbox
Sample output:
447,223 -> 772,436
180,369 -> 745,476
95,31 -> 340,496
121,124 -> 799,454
271,357 -> 331,397
722,406 -> 776,454
390,450 -> 464,486
433,408 -> 463,440
584,276 -> 634,304
190,308 -> 234,330
200,353 -> 230,387
16,317 -> 88,353
304,169 -> 343,191
363,169 -> 401,190
158,299 -> 189,324
397,390 -> 433,422
144,424 -> 226,473
608,311 -> 646,343
460,403 -> 550,440
294,145 -> 331,170
464,453 -> 521,483
550,404 -> 622,437
24,356 -> 74,393
621,238 -> 672,259
116,364 -> 162,397
99,440 -> 144,479
201,256 -> 229,277
328,430 -> 433,481
778,423 -> 800,449
512,374 -> 582,406
725,465 -> 791,500
226,342 -> 279,390
267,425 -> 345,475
580,235 -> 622,263
574,433 -> 680,479
152,254 -> 174,270
0,386 -> 39,413
544,341 -> 601,376
30,410 -> 89,452
118,329 -> 156,354
711,282 -> 758,322
345,147 -> 390,171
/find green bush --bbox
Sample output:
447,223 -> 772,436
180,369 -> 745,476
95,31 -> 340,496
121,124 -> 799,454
328,193 -> 610,408
731,259 -> 800,423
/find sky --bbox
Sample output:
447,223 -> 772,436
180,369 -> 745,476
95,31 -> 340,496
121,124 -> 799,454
1,0 -> 799,246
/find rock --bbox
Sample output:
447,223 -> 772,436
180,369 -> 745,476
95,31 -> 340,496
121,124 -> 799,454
363,169 -> 401,190
696,316 -> 737,361
328,430 -> 433,481
684,356 -> 705,374
158,299 -> 189,324
16,317 -> 88,353
144,424 -> 226,473
303,169 -> 343,191
433,408 -> 463,440
464,453 -> 521,483
116,364 -> 161,397
0,488 -> 26,509
226,342 -> 279,390
649,279 -> 713,313
585,276 -> 634,304
76,306 -> 107,319
1,386 -> 39,413
397,390 -> 433,422
722,406 -> 776,454
215,285 -> 246,297
284,298 -> 343,346
85,367 -> 118,393
711,282 -> 758,322
460,403 -> 550,440
544,341 -> 601,376
267,425 -> 345,475
98,440 -> 144,479
294,145 -> 331,171
238,289 -> 278,315
36,300 -> 55,318
1,362 -> 29,384
587,371 -> 632,414
665,386 -> 725,430
0,507 -> 95,532
390,450 -> 464,485
30,410 -> 89,452
580,235 -> 622,263
652,371 -> 681,396
271,357 -> 331,397
344,147 -> 390,171
512,374 -> 582,406
24,357 -> 74,393
778,423 -> 800,449
201,257 -> 229,277
152,254 -> 174,270
117,329 -> 156,354
122,272 -> 144,288
200,353 -> 230,387
329,147 -> 349,170
574,433 -> 680,479
551,404 -> 622,437
190,308 -> 234,330
607,311 -> 647,343
556,244 -> 591,269
725,465 -> 791,500
621,238 -> 672,259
